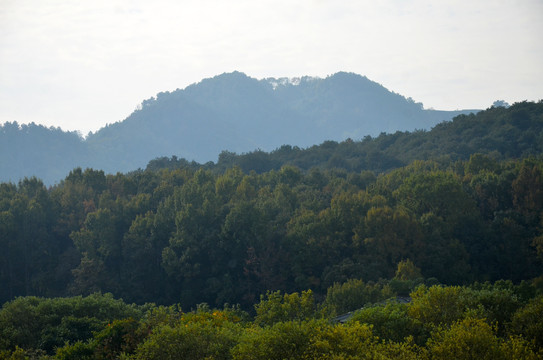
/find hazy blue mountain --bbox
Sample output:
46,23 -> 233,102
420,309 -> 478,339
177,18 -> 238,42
0,122 -> 87,184
1,71 -> 478,184
85,71 -> 476,170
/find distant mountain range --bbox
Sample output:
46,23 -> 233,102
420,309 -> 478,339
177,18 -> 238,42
1,71 -> 478,184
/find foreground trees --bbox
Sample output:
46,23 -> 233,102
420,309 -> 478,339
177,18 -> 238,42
0,282 -> 541,359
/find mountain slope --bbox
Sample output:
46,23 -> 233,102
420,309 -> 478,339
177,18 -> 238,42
85,71 -> 476,171
0,122 -> 87,184
203,100 -> 543,174
1,71 -> 478,184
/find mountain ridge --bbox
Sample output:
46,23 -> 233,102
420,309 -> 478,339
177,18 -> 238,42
1,71 -> 478,184
85,71 -> 477,164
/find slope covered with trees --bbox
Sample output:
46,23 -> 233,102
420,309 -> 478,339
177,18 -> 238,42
207,100 -> 543,174
1,101 -> 542,358
1,154 -> 542,308
0,102 -> 541,306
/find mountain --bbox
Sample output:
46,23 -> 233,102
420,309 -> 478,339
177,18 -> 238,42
0,122 -> 88,184
85,71 -> 476,169
202,100 -> 543,174
1,71 -> 478,184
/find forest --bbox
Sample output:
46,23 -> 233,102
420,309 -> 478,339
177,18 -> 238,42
0,101 -> 542,358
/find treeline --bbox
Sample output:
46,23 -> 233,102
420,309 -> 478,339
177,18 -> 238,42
1,279 -> 542,358
1,153 -> 542,308
1,101 -> 541,185
148,100 -> 543,174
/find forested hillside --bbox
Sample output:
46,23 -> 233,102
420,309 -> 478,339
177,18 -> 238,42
0,71 -> 476,184
2,152 -> 542,307
206,100 -> 543,174
1,154 -> 543,358
1,101 -> 542,358
1,102 -> 541,305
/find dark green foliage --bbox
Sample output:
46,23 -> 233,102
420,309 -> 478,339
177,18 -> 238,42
54,319 -> 145,360
0,293 -> 147,355
1,151 -> 542,310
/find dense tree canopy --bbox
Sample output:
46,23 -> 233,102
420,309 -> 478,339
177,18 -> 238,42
0,101 -> 542,358
0,154 -> 542,309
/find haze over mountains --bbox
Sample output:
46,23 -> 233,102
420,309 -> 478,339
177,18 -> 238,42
1,71 -> 478,184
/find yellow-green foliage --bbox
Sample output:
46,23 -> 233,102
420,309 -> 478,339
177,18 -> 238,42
253,290 -> 316,326
408,285 -> 473,328
500,336 -> 542,360
395,259 -> 422,281
510,295 -> 543,348
0,347 -> 34,360
133,322 -> 240,360
132,308 -> 243,360
322,279 -> 393,316
231,320 -> 422,360
349,302 -> 427,344
428,318 -> 502,360
5,283 -> 543,359
427,317 -> 541,360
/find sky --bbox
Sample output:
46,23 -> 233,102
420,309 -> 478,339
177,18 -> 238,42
0,0 -> 542,135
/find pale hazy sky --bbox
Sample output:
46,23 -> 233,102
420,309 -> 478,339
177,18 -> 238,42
1,0 -> 542,135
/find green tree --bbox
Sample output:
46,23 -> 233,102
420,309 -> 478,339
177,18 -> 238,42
512,160 -> 543,221
70,208 -> 120,294
120,210 -> 172,304
394,259 -> 422,281
254,290 -> 316,327
0,293 -> 145,355
510,295 -> 543,348
408,285 -> 473,329
161,169 -> 225,307
427,318 -> 503,360
133,308 -> 241,360
361,206 -> 422,279
349,302 -> 427,344
323,278 -> 393,316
